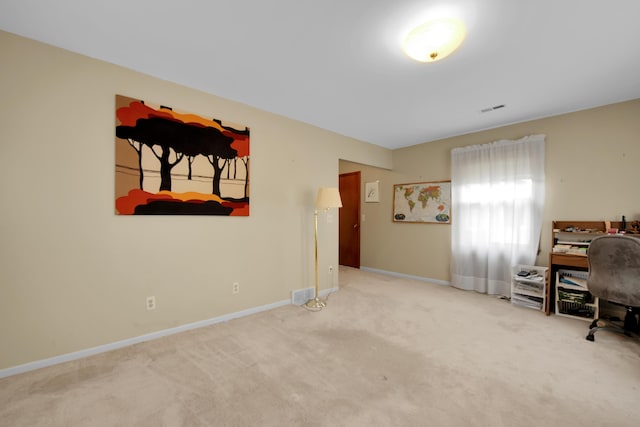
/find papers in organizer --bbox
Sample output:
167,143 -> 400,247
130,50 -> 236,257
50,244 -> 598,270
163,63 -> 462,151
559,275 -> 587,289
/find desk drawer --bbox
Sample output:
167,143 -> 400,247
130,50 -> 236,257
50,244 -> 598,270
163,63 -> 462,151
550,253 -> 588,269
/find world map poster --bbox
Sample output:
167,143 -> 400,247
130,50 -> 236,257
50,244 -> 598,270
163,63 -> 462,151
393,181 -> 451,223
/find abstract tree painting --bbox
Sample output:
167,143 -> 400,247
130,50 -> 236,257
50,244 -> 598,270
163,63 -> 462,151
115,95 -> 250,215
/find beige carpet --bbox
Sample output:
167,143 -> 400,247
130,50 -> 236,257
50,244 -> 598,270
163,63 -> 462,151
1,267 -> 639,426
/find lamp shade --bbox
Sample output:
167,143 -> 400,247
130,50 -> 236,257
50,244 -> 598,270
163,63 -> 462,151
403,18 -> 466,62
315,187 -> 342,209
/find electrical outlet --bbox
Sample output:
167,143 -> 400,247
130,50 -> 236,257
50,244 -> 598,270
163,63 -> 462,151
233,282 -> 240,294
146,296 -> 156,310
328,266 -> 333,273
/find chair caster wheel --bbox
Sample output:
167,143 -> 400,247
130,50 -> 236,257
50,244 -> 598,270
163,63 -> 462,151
586,334 -> 595,342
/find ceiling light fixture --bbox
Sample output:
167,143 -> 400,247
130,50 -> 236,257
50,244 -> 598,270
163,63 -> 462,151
403,18 -> 466,62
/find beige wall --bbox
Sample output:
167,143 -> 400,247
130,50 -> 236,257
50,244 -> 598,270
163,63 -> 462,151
3,27 -> 638,372
0,31 -> 392,370
341,98 -> 640,281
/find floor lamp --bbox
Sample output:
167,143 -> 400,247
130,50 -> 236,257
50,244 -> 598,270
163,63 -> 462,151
305,187 -> 342,310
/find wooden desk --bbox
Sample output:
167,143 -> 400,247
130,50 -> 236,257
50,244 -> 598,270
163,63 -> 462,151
547,220 -> 637,315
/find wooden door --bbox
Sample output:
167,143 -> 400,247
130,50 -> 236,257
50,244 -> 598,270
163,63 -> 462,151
339,171 -> 360,268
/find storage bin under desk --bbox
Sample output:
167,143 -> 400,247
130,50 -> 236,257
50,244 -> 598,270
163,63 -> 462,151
554,269 -> 598,321
548,253 -> 589,315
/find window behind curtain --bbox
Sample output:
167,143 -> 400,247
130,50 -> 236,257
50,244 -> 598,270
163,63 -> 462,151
450,135 -> 545,296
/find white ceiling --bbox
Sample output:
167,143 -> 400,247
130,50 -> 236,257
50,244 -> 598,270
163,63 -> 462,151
2,0 -> 640,149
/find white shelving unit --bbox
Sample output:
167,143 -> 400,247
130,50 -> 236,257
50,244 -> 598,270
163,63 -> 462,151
555,269 -> 599,321
511,265 -> 548,312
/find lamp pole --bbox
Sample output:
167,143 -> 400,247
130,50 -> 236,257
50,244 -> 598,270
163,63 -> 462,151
305,209 -> 326,309
304,187 -> 342,310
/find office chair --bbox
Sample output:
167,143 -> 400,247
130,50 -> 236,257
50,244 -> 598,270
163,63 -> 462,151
585,234 -> 640,342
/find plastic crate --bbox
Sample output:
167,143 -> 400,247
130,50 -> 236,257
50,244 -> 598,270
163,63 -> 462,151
557,300 -> 596,319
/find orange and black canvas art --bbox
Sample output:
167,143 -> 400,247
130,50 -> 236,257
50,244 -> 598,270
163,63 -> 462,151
115,95 -> 250,215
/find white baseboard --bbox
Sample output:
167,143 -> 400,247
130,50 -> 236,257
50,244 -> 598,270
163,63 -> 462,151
360,266 -> 450,286
0,289 -> 338,379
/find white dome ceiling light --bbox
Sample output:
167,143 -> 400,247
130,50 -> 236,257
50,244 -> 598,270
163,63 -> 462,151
403,18 -> 466,62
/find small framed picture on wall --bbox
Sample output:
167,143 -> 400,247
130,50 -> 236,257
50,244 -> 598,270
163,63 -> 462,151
365,181 -> 380,202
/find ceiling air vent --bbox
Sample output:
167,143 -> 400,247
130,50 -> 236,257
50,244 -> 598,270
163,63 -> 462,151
480,104 -> 505,113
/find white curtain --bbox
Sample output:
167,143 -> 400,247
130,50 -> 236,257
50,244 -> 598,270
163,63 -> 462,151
450,134 -> 545,296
